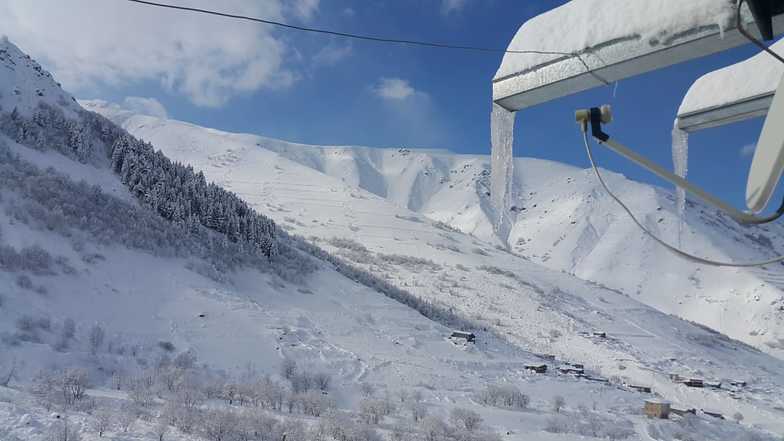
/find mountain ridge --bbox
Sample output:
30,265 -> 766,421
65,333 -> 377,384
85,100 -> 784,358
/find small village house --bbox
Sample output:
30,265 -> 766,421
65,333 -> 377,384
644,400 -> 671,419
450,331 -> 476,343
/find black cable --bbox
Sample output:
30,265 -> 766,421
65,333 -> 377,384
737,0 -> 784,65
124,0 -> 611,85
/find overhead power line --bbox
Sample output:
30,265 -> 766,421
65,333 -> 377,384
124,0 -> 610,85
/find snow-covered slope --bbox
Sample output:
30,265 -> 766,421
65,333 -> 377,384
4,34 -> 784,439
11,36 -> 784,441
88,101 -> 784,360
0,38 -> 563,441
0,36 -> 80,118
81,100 -> 784,433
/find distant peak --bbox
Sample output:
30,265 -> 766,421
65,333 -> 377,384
0,37 -> 80,117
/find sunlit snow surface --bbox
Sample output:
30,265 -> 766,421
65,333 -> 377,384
672,124 -> 689,246
490,103 -> 515,240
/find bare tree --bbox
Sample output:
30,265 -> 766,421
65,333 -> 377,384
390,423 -> 410,441
117,403 -> 137,433
420,416 -> 449,441
128,377 -> 155,407
450,407 -> 483,432
313,372 -> 331,391
552,395 -> 566,413
176,384 -> 205,411
281,358 -> 297,380
359,382 -> 375,398
173,350 -> 198,370
0,358 -> 17,387
410,401 -> 427,423
544,416 -> 569,434
47,415 -> 82,441
159,367 -> 184,393
62,318 -> 76,339
733,412 -> 744,424
360,399 -> 386,425
299,390 -> 333,417
290,373 -> 313,394
111,370 -> 125,391
154,419 -> 169,441
92,408 -> 113,437
61,369 -> 89,406
474,384 -> 529,410
31,369 -> 59,410
88,323 -> 104,355
201,409 -> 238,441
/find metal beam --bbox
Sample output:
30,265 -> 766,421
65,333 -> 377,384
493,13 -> 784,112
676,92 -> 774,132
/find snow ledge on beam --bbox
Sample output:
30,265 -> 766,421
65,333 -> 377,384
492,0 -> 784,112
676,39 -> 784,132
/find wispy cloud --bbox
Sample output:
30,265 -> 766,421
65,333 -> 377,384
441,0 -> 469,15
0,0 -> 312,107
740,143 -> 756,157
372,77 -> 418,101
313,42 -> 352,67
287,0 -> 320,22
122,96 -> 168,119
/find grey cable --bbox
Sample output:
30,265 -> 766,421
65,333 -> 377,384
582,130 -> 784,267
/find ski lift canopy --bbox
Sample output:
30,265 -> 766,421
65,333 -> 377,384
677,38 -> 784,132
493,0 -> 784,112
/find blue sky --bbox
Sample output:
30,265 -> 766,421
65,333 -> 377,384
2,0 -> 779,210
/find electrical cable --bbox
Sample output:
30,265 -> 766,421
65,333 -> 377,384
582,130 -> 784,267
123,0 -> 610,85
737,0 -> 784,65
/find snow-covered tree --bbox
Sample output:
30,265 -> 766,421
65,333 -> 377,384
450,407 -> 483,432
88,323 -> 104,355
552,395 -> 565,413
92,408 -> 113,437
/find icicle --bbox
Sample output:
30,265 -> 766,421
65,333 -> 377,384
490,102 -> 516,241
672,120 -> 689,246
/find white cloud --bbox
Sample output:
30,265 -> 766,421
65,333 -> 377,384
287,0 -> 320,22
740,143 -> 757,157
372,78 -> 418,101
122,96 -> 168,119
313,43 -> 352,67
342,8 -> 356,17
441,0 -> 469,15
0,0 -> 312,107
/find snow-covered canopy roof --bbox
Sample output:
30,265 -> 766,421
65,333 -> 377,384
677,39 -> 784,132
493,0 -> 784,112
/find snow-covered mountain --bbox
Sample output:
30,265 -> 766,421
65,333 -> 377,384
0,37 -> 542,441
80,96 -> 784,430
86,99 -> 784,361
3,35 -> 784,440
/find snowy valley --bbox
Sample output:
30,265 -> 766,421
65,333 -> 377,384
1,33 -> 784,441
